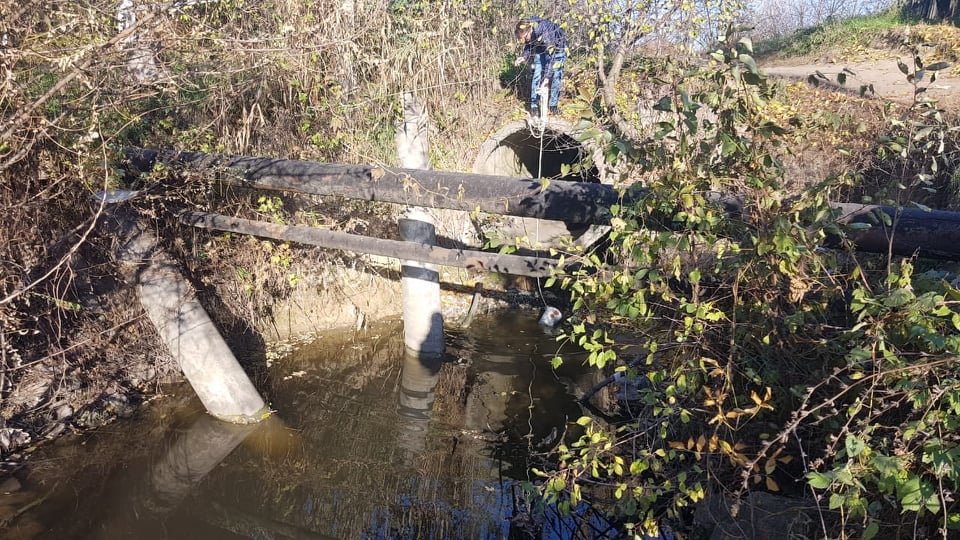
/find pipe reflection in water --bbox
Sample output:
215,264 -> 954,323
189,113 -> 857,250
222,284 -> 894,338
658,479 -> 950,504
89,411 -> 293,539
145,414 -> 259,513
18,313 -> 605,539
396,351 -> 443,457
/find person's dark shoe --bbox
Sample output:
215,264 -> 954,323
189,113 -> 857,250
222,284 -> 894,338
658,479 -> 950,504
529,105 -> 540,116
549,106 -> 560,115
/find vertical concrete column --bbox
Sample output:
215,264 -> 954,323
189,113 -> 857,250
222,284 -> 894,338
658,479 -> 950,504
394,91 -> 444,356
399,209 -> 444,356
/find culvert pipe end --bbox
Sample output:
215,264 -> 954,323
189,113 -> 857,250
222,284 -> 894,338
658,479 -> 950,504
472,118 -> 609,250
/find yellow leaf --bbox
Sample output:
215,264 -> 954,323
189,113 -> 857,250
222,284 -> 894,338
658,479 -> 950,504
696,434 -> 706,452
778,455 -> 794,464
765,458 -> 776,475
766,476 -> 780,492
669,441 -> 687,450
687,437 -> 695,450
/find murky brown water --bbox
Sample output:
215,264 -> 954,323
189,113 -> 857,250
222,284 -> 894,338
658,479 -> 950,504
2,311 -> 603,539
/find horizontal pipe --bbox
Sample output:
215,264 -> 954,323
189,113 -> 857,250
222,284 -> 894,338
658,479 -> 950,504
128,148 -> 960,260
832,203 -> 960,259
178,211 -> 560,278
127,148 -> 619,225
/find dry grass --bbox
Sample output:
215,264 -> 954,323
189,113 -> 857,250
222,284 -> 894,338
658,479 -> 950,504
0,0 -> 525,461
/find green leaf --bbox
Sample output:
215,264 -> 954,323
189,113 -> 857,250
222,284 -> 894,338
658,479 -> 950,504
948,512 -> 960,529
898,59 -> 910,75
898,476 -> 932,513
575,416 -> 592,426
863,520 -> 880,540
738,53 -> 759,74
551,356 -> 563,369
653,96 -> 674,112
807,471 -> 833,489
550,476 -> 567,492
845,435 -> 866,458
737,36 -> 753,53
926,61 -> 951,71
883,288 -> 915,308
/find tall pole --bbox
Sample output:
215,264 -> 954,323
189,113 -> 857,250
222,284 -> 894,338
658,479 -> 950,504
395,92 -> 444,357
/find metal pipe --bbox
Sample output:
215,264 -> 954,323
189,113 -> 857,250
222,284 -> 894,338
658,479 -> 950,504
124,147 -> 960,260
178,211 -> 559,277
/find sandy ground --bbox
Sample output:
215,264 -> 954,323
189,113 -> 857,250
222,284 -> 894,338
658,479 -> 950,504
763,56 -> 960,107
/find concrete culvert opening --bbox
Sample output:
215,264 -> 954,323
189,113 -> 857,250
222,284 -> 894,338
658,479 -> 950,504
472,119 -> 607,249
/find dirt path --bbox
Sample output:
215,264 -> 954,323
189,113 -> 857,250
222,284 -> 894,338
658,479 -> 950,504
763,56 -> 960,107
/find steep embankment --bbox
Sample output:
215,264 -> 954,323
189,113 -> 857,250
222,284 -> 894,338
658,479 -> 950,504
764,59 -> 960,107
0,1 -> 535,473
758,19 -> 960,107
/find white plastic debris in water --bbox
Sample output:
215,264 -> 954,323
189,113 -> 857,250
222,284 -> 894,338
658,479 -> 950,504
539,306 -> 562,327
94,189 -> 139,204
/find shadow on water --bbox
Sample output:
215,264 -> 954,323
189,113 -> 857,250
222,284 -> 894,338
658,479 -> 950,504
3,311 -> 624,539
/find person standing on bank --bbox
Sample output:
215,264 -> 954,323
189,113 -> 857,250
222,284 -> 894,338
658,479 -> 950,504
513,17 -> 567,116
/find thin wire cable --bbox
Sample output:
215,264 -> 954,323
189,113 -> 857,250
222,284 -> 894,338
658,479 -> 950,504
531,82 -> 549,308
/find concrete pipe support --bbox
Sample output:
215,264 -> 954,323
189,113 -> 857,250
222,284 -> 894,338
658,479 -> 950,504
399,208 -> 445,357
106,200 -> 269,423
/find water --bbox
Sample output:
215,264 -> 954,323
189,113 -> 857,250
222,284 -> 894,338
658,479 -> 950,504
3,311 -> 604,539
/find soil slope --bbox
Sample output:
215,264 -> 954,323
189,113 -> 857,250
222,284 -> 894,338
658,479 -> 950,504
763,56 -> 960,107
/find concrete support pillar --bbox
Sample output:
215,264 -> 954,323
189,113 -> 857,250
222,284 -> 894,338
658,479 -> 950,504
136,266 -> 269,422
394,92 -> 444,356
399,209 -> 444,356
104,197 -> 269,423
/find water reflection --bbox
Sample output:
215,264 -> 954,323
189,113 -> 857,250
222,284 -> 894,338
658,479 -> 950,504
396,352 -> 443,458
10,312 -> 603,539
145,414 -> 259,514
23,407 -> 275,539
91,414 -> 259,539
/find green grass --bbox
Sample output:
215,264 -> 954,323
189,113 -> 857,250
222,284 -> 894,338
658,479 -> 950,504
754,8 -> 913,59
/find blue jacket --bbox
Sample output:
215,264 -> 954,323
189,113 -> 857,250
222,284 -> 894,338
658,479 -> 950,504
520,17 -> 567,59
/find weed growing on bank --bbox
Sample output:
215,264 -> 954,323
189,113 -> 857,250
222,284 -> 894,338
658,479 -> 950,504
542,32 -> 960,538
0,0 -> 524,459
